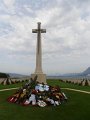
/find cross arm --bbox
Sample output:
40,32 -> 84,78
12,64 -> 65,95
32,29 -> 38,33
32,29 -> 46,33
41,29 -> 46,33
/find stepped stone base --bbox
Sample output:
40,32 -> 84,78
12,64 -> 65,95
31,73 -> 46,83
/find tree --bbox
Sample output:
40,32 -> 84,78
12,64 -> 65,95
0,72 -> 10,78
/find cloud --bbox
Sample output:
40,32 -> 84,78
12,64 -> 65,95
0,0 -> 90,74
3,0 -> 15,8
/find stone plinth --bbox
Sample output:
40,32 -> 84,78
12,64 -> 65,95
31,73 -> 46,84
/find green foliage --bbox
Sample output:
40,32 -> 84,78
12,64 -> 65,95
0,72 -> 9,78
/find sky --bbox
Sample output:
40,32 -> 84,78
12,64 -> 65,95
0,0 -> 90,75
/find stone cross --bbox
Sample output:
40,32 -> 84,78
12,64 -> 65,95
31,22 -> 46,83
32,22 -> 46,74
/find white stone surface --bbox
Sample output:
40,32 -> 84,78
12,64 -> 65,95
31,22 -> 46,83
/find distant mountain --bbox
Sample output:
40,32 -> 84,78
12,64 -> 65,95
48,67 -> 90,78
8,73 -> 29,78
82,67 -> 90,75
1,67 -> 90,79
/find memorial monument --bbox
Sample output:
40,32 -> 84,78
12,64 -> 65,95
31,22 -> 46,83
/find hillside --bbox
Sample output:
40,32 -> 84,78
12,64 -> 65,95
83,67 -> 90,75
48,67 -> 90,78
8,73 -> 29,78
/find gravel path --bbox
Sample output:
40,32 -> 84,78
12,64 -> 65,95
62,88 -> 90,94
0,87 -> 18,92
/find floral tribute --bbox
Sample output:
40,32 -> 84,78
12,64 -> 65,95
8,77 -> 67,107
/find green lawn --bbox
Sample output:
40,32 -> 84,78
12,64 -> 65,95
0,82 -> 26,90
47,79 -> 90,92
0,80 -> 90,120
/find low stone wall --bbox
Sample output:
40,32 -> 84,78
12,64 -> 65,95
0,77 -> 31,85
0,78 -> 7,84
60,78 -> 90,86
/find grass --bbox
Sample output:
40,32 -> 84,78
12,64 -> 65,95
0,79 -> 90,120
47,79 -> 90,92
0,82 -> 26,90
